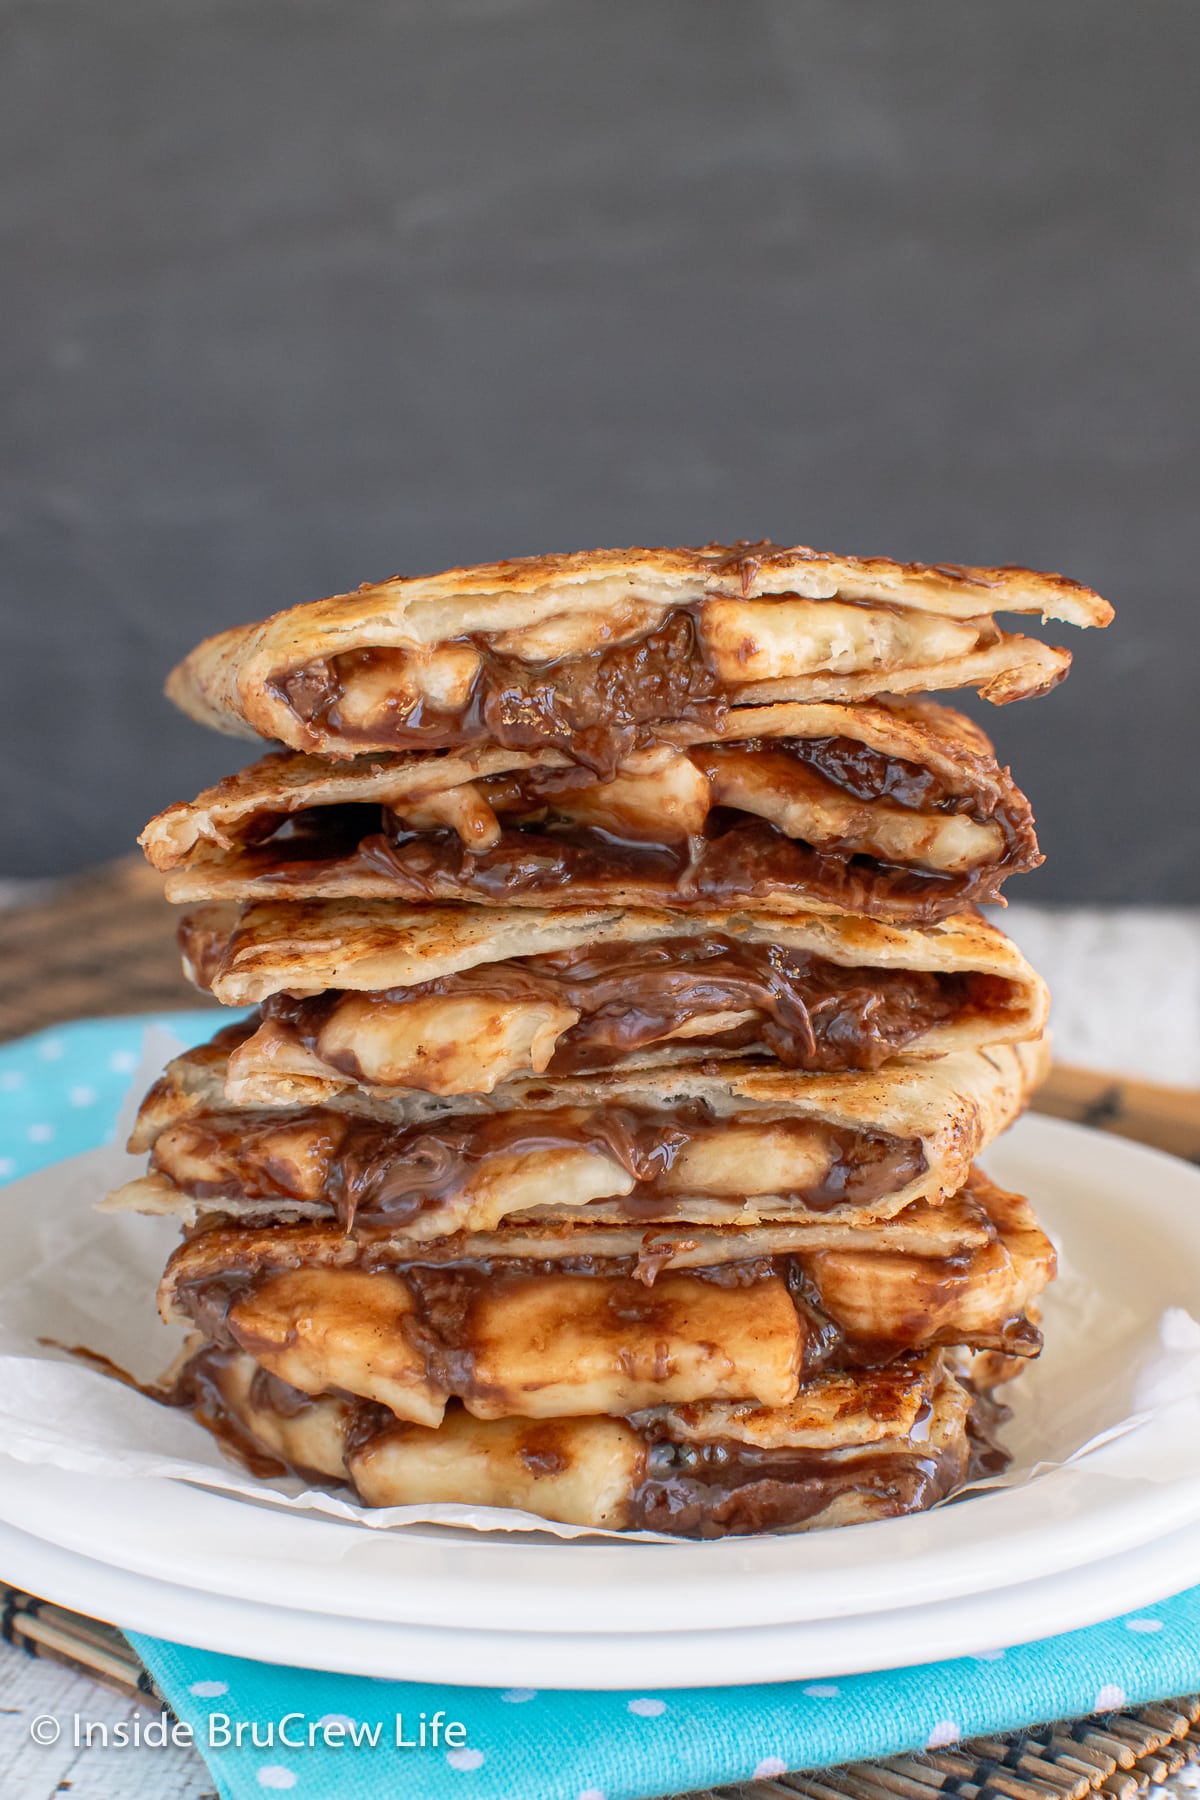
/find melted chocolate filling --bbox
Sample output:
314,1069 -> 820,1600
172,1244 -> 1041,1390
153,1103 -> 927,1230
271,584 -> 1001,781
278,609 -> 727,777
197,727 -> 1039,925
172,1347 -> 337,1484
628,1370 -> 1010,1537
174,1346 -> 1009,1539
261,937 -> 1001,1078
627,1434 -> 957,1537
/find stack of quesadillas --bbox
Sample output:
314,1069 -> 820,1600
107,543 -> 1111,1536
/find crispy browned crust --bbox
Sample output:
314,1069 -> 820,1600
177,897 -> 1040,997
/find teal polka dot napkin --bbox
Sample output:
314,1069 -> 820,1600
3,1016 -> 1199,1800
127,1593 -> 1200,1800
0,1010 -> 218,1180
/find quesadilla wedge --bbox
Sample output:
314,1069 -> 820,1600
112,1036 -> 1047,1237
150,1168 -> 1052,1411
142,698 -> 1041,925
164,542 -> 1111,772
176,1345 -> 996,1535
168,901 -> 1046,1099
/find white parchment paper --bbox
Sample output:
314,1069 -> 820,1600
1,1027 -> 1198,1542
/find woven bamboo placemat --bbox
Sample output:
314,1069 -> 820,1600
2,856 -> 1199,1799
0,856 -> 214,1039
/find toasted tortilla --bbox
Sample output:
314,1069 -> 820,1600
164,543 -> 1111,764
647,1353 -> 967,1451
140,698 -> 1042,924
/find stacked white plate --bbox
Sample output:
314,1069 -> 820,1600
3,1114 -> 1199,1689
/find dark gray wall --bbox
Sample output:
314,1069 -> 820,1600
2,0 -> 1197,896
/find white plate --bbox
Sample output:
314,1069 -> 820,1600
1,1115 -> 1199,1655
0,1507 -> 1194,1688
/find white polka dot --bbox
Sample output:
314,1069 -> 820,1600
501,1688 -> 537,1703
754,1758 -> 789,1779
627,1697 -> 666,1717
38,1038 -> 66,1061
316,1713 -> 357,1730
1125,1618 -> 1163,1633
0,1070 -> 25,1091
189,1679 -> 228,1697
256,1771 -> 296,1792
27,1123 -> 54,1143
578,1790 -> 607,1800
109,1049 -> 138,1073
69,1085 -> 98,1107
0,1157 -> 15,1178
1094,1685 -> 1127,1713
803,1683 -> 840,1698
447,1747 -> 484,1771
927,1720 -> 960,1749
974,1649 -> 1006,1661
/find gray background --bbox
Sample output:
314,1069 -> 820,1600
2,0 -> 1197,896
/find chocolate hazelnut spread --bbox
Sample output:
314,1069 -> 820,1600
623,1376 -> 1009,1538
151,1103 -> 927,1229
271,592 -> 1005,780
170,1242 -> 1041,1393
768,735 -> 962,812
626,1436 -> 957,1537
197,722 -> 1038,923
279,610 -> 728,777
260,936 -> 997,1078
172,1344 -> 1009,1538
354,816 -> 997,920
176,1347 -> 330,1482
